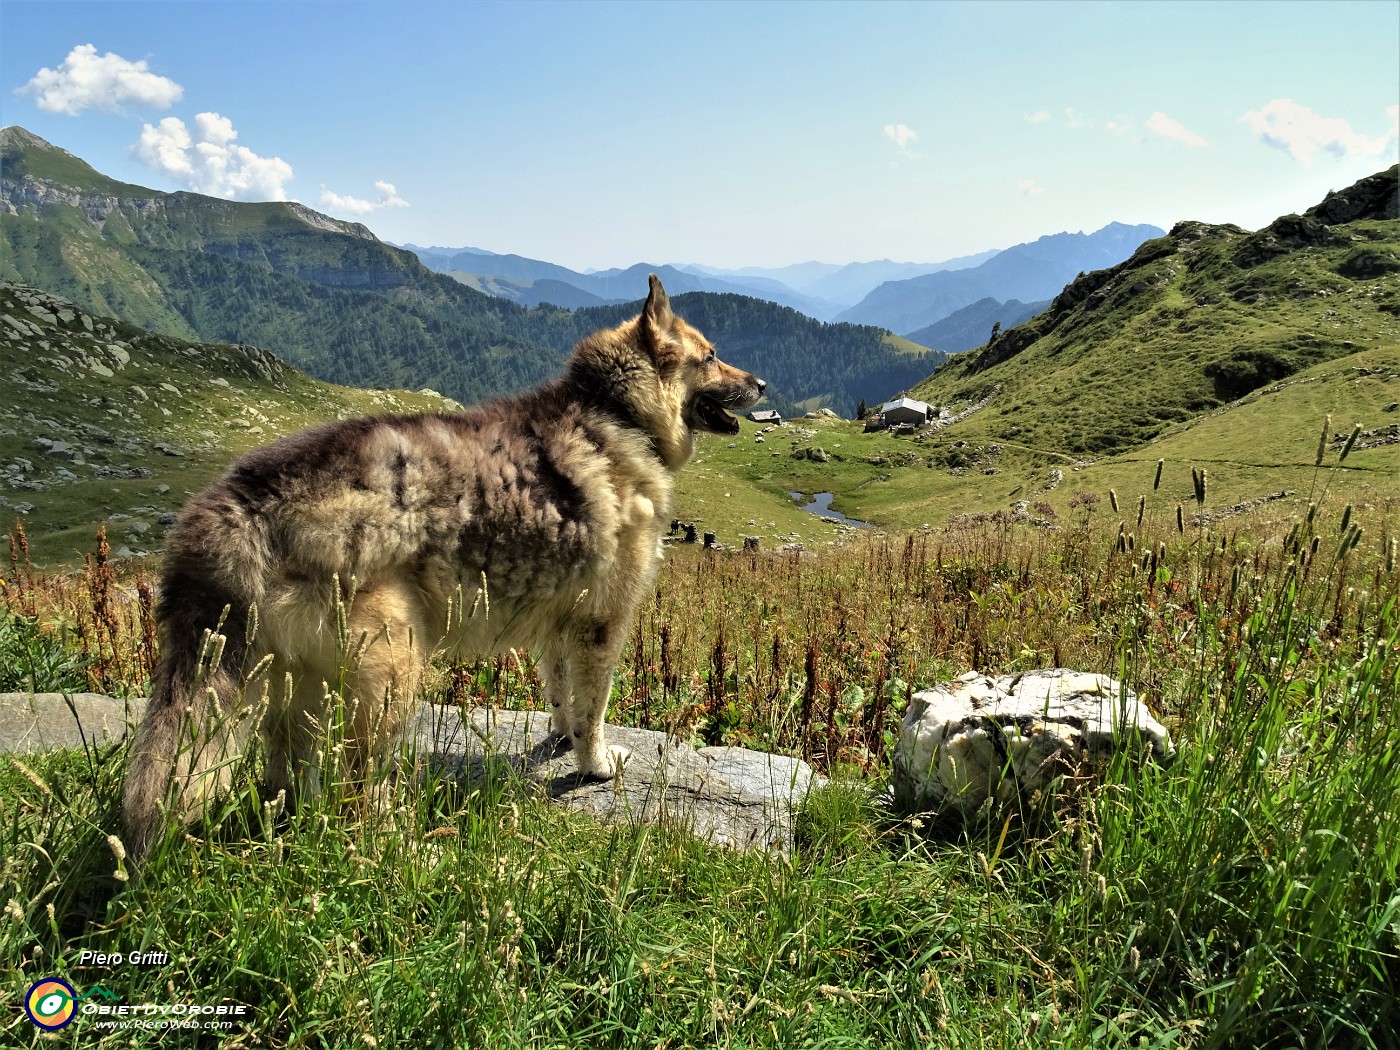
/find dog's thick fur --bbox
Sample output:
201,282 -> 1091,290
122,276 -> 763,859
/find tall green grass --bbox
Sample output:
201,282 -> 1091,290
1,463 -> 1396,1047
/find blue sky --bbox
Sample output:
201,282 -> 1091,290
2,0 -> 1397,271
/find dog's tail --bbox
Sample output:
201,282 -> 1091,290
122,559 -> 257,863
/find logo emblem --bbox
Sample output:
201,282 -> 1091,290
25,977 -> 78,1030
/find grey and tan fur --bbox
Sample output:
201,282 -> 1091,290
122,275 -> 764,859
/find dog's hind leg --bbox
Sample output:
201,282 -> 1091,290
260,662 -> 330,808
336,583 -> 428,796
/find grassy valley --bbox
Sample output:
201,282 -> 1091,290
683,345 -> 1398,543
670,169 -> 1397,541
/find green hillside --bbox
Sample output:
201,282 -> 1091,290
0,127 -> 568,402
0,281 -> 460,564
909,166 -> 1399,457
0,126 -> 157,199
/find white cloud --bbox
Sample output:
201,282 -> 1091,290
318,181 -> 411,216
1240,99 -> 1393,165
134,112 -> 293,200
1025,111 -> 1051,124
1063,107 -> 1094,130
193,111 -> 237,147
374,181 -> 409,208
884,123 -> 917,156
1017,178 -> 1045,197
19,43 -> 183,116
1146,111 -> 1208,148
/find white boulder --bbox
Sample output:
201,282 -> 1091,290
892,669 -> 1172,815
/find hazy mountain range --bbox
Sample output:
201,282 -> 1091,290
398,247 -> 969,320
6,120 -> 1382,468
903,297 -> 1052,354
1,132 -> 1392,563
400,221 -> 1158,345
835,222 -> 1165,335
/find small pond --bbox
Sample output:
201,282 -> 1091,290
789,491 -> 872,528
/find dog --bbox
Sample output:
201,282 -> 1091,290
121,275 -> 764,859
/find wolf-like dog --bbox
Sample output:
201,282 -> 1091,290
121,275 -> 764,859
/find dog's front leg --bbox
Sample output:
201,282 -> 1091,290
566,643 -> 630,778
539,644 -> 576,745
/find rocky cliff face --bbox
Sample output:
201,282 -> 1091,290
1305,164 -> 1400,225
0,172 -> 160,222
1,169 -> 379,244
1,125 -> 381,245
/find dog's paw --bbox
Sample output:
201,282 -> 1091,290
577,743 -> 631,779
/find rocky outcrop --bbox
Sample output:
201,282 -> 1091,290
891,669 -> 1171,816
1229,165 -> 1400,269
284,202 -> 378,240
1233,213 -> 1350,269
0,693 -> 824,854
1305,164 -> 1400,225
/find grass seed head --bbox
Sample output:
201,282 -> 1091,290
1338,422 -> 1362,462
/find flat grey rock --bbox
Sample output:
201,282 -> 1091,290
0,693 -> 822,853
409,706 -> 820,851
891,669 -> 1172,815
0,692 -> 144,753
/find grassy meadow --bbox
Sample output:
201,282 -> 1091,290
1,445 -> 1397,1047
673,345 -> 1400,549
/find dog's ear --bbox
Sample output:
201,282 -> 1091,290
640,274 -> 673,348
